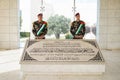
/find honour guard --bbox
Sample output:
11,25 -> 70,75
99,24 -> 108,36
70,13 -> 86,39
32,13 -> 48,39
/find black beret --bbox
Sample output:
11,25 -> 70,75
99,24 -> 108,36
75,13 -> 80,16
37,13 -> 43,17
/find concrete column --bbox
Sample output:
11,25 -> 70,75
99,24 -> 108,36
0,0 -> 19,49
98,0 -> 120,49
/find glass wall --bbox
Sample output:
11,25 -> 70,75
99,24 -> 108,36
76,0 -> 97,39
20,0 -> 97,47
19,0 -> 31,47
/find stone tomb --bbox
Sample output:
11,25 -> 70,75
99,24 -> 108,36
20,39 -> 105,79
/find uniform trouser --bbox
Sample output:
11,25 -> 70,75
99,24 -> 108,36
35,37 -> 45,39
73,35 -> 83,39
73,37 -> 83,39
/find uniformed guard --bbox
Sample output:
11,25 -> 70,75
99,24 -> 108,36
70,13 -> 86,39
32,13 -> 48,39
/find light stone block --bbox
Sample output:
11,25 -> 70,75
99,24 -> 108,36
0,0 -> 9,9
108,27 -> 120,34
0,17 -> 9,26
114,10 -> 120,17
98,26 -> 108,34
107,42 -> 120,49
10,26 -> 18,33
107,10 -> 120,18
100,0 -> 108,10
0,34 -> 9,41
0,41 -> 9,49
107,0 -> 120,9
21,64 -> 105,74
0,10 -> 9,17
108,34 -> 120,42
0,26 -> 9,34
98,33 -> 107,41
9,0 -> 18,9
10,34 -> 19,41
99,18 -> 108,26
107,18 -> 120,26
10,9 -> 18,17
10,17 -> 18,26
10,41 -> 19,49
99,10 -> 108,18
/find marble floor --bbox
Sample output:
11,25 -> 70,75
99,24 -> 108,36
0,49 -> 120,80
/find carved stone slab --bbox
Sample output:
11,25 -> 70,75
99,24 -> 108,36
20,39 -> 105,78
20,39 -> 104,63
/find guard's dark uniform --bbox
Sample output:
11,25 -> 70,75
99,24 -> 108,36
70,20 -> 85,39
32,20 -> 48,39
